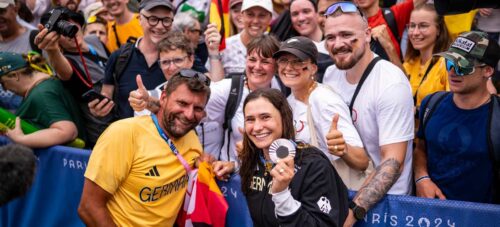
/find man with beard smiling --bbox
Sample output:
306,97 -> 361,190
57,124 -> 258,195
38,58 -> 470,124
79,71 -> 211,226
322,2 -> 414,226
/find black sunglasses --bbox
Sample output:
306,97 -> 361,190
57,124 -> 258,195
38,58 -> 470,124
177,69 -> 211,86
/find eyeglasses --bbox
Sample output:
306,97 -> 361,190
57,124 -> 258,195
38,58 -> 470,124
158,56 -> 189,67
445,58 -> 486,76
141,14 -> 173,27
189,28 -> 202,35
324,1 -> 364,18
407,22 -> 433,33
277,57 -> 308,70
177,69 -> 211,86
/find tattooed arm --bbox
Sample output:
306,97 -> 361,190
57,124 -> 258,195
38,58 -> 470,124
343,141 -> 408,227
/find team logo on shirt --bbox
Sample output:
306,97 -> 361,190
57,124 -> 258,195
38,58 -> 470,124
317,196 -> 331,214
294,120 -> 305,133
145,165 -> 160,177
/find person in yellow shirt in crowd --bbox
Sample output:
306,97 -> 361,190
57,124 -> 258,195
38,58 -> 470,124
102,0 -> 143,52
403,4 -> 452,111
78,71 -> 211,226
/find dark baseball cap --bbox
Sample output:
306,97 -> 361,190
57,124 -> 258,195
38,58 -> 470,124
139,0 -> 175,12
0,52 -> 28,77
273,36 -> 318,63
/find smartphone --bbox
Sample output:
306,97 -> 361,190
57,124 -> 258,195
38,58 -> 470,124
81,90 -> 107,103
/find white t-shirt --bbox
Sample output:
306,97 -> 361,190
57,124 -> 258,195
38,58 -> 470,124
287,83 -> 363,161
314,40 -> 329,55
133,81 -> 223,158
322,56 -> 414,195
220,33 -> 247,75
206,77 -> 283,161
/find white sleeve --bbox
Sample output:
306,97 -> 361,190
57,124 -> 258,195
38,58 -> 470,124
312,87 -> 364,152
376,82 -> 415,146
206,79 -> 231,124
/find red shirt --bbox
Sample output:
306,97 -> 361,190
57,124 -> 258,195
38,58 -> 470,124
367,0 -> 414,57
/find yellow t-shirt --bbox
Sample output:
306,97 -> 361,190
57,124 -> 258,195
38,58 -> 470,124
404,57 -> 449,108
106,14 -> 144,52
85,116 -> 202,226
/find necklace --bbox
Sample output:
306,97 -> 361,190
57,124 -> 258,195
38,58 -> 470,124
244,75 -> 271,93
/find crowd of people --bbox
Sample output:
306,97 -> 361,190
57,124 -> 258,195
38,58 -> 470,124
1,0 -> 499,226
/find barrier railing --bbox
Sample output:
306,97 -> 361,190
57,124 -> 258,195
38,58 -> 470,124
1,136 -> 499,227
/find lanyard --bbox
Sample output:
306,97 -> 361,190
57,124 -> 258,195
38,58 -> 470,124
259,152 -> 274,176
87,44 -> 105,68
151,114 -> 192,173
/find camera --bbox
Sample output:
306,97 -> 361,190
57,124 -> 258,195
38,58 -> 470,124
269,139 -> 296,163
44,8 -> 79,38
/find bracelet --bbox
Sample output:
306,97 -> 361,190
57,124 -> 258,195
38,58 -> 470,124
209,53 -> 222,61
415,175 -> 430,184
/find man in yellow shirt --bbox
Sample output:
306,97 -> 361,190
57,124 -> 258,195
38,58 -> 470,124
78,70 -> 212,226
102,0 -> 143,52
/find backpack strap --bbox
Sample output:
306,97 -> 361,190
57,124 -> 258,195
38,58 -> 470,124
381,8 -> 400,43
420,91 -> 448,140
487,95 -> 500,203
113,41 -> 135,85
219,73 -> 245,161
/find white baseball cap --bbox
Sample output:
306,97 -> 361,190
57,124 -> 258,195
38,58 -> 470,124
0,0 -> 15,9
241,0 -> 273,14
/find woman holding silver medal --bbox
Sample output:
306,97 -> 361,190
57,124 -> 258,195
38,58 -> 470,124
239,88 -> 348,226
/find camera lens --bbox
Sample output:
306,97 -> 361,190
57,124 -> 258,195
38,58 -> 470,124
56,20 -> 78,38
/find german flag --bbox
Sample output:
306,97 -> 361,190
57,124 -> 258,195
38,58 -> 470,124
177,162 -> 228,227
209,0 -> 230,50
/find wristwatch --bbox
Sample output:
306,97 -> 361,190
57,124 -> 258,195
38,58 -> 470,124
349,201 -> 366,220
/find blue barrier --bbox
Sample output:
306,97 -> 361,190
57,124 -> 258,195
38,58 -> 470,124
1,136 -> 499,227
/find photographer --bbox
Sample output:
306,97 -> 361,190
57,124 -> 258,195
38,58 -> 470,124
35,7 -> 111,148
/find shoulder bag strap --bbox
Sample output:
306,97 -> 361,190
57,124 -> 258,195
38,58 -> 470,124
413,59 -> 438,105
349,56 -> 382,116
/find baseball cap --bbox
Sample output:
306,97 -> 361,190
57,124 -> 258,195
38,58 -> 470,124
0,0 -> 14,9
230,0 -> 243,9
273,36 -> 319,63
229,0 -> 243,9
0,52 -> 27,77
139,0 -> 175,12
241,0 -> 273,14
83,2 -> 106,21
435,31 -> 500,69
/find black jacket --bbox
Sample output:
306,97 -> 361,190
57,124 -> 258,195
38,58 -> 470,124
245,146 -> 349,227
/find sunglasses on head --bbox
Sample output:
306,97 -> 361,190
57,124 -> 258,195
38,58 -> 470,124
177,69 -> 211,86
324,1 -> 364,17
445,58 -> 486,76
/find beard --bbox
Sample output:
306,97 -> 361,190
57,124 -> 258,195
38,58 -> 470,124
332,45 -> 365,70
162,109 -> 199,139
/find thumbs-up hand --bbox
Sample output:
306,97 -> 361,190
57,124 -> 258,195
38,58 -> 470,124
326,113 -> 346,157
129,74 -> 150,112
